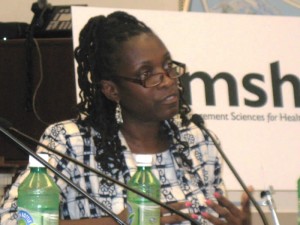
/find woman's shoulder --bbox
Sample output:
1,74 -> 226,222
173,113 -> 201,133
40,119 -> 94,142
38,119 -> 93,154
174,113 -> 220,144
43,119 -> 80,134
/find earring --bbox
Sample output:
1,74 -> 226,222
177,82 -> 183,91
115,102 -> 123,125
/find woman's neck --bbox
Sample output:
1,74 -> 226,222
120,120 -> 170,154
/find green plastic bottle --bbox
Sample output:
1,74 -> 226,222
127,154 -> 161,225
17,154 -> 60,225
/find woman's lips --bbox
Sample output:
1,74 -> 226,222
161,93 -> 178,104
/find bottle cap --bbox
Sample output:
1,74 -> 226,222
134,154 -> 153,166
29,153 -> 49,167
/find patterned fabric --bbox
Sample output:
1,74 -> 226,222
0,117 -> 224,225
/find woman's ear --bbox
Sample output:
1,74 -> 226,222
100,80 -> 120,102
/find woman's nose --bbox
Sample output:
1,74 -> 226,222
159,72 -> 176,87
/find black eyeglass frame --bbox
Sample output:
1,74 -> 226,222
113,60 -> 186,88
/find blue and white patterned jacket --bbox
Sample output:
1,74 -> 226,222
0,116 -> 224,225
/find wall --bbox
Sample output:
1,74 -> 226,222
2,0 -> 300,24
0,0 -> 180,23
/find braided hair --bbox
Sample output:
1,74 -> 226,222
74,11 -> 192,177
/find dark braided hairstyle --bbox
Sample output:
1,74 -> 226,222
74,11 -> 192,177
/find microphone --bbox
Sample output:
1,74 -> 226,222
190,114 -> 269,225
0,118 -> 201,225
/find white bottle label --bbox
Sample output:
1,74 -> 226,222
127,202 -> 160,225
18,208 -> 59,225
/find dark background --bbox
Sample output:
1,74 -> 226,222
0,38 -> 77,162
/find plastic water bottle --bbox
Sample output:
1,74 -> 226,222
298,177 -> 300,225
127,154 -> 160,225
17,154 -> 60,225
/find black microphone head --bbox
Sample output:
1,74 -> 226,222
260,190 -> 271,198
191,114 -> 205,127
0,117 -> 12,129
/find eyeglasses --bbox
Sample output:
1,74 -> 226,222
114,60 -> 186,88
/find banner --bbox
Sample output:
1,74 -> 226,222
71,6 -> 300,190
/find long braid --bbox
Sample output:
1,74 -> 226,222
74,11 -> 192,177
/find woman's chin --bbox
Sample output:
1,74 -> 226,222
162,108 -> 180,120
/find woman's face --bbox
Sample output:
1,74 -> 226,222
115,33 -> 179,123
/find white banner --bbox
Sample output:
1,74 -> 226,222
72,6 -> 300,191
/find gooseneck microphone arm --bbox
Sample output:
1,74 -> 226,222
191,114 -> 269,225
0,118 -> 201,225
0,124 -> 127,225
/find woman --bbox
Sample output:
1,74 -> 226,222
1,11 -> 251,225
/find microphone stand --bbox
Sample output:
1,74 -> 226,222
191,114 -> 269,225
0,120 -> 201,225
261,187 -> 281,225
0,125 -> 126,225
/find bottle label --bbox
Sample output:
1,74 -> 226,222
127,202 -> 160,225
18,208 -> 59,225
